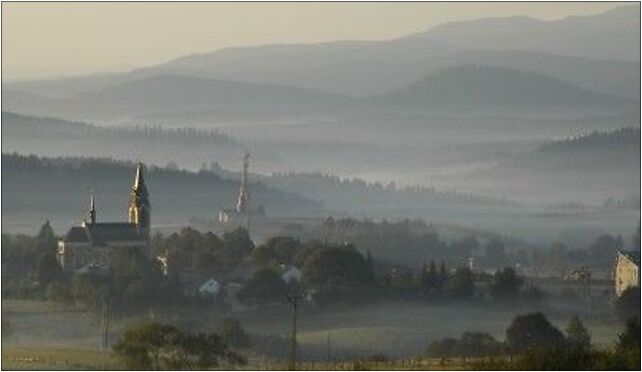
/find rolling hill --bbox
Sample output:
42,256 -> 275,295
1,153 -> 322,233
3,75 -> 349,121
3,5 -> 638,103
420,5 -> 640,62
368,65 -> 634,113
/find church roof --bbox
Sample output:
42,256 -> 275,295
62,223 -> 146,245
86,223 -> 146,244
65,226 -> 90,243
621,250 -> 641,266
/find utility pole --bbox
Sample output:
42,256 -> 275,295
326,332 -> 331,363
286,292 -> 301,370
288,296 -> 298,370
100,293 -> 112,350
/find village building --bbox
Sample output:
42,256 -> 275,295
198,278 -> 223,297
281,264 -> 303,285
57,163 -> 151,271
614,250 -> 640,297
219,151 -> 255,226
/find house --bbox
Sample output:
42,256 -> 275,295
57,163 -> 151,271
281,264 -> 303,284
198,278 -> 222,297
615,250 -> 640,297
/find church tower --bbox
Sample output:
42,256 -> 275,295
236,151 -> 250,213
128,162 -> 150,235
87,194 -> 96,224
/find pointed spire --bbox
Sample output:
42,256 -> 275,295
236,151 -> 250,213
87,192 -> 96,224
128,162 -> 150,233
134,162 -> 145,190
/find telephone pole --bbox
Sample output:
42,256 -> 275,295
286,292 -> 301,370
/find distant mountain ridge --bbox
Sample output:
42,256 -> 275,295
3,5 -> 639,103
417,6 -> 640,62
368,65 -> 634,112
3,74 -> 350,121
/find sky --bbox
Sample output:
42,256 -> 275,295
2,2 -> 627,81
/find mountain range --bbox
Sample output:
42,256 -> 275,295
2,5 -> 639,124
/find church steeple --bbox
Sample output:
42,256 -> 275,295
128,162 -> 150,234
87,194 -> 96,224
236,151 -> 250,213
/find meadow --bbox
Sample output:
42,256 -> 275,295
2,298 -> 622,368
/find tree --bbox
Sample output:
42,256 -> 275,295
616,287 -> 640,323
505,313 -> 566,352
222,227 -> 255,256
565,315 -> 591,350
428,337 -> 458,362
616,318 -> 640,352
237,268 -> 287,306
445,267 -> 474,300
217,318 -> 250,349
110,247 -> 160,280
113,322 -> 243,370
485,239 -> 507,267
302,246 -> 374,289
252,236 -> 300,267
457,332 -> 503,359
36,220 -> 57,254
489,267 -> 524,302
589,234 -> 621,263
36,253 -> 63,287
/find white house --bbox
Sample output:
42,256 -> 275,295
281,264 -> 303,284
198,278 -> 222,297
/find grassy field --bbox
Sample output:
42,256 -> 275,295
1,346 -> 121,370
1,299 -> 623,366
1,346 -> 473,370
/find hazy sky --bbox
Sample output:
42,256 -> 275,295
2,2 -> 626,81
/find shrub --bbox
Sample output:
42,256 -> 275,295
565,315 -> 591,351
46,282 -> 72,303
113,322 -> 244,370
616,287 -> 640,323
218,318 -> 250,349
505,313 -> 566,352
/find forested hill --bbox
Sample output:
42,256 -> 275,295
2,111 -> 238,145
1,153 -> 322,233
523,127 -> 640,169
535,127 -> 639,154
1,111 -> 247,171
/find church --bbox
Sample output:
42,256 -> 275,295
57,163 -> 151,271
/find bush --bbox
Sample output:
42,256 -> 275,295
489,267 -> 523,302
218,318 -> 250,349
565,315 -> 591,351
428,337 -> 458,359
429,332 -> 502,361
515,347 -> 639,370
237,268 -> 287,306
113,322 -> 244,369
458,332 -> 503,358
617,318 -> 640,352
46,282 -> 72,303
505,313 -> 566,352
616,287 -> 640,323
